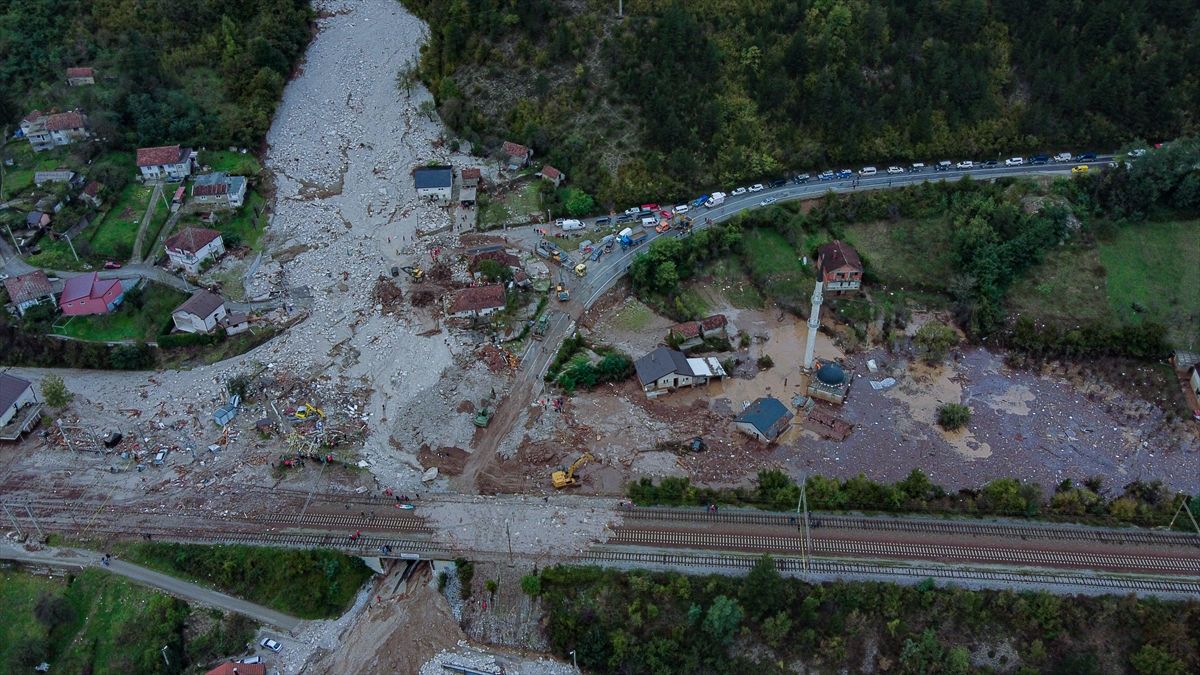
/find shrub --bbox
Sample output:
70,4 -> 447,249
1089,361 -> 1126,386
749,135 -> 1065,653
41,374 -> 73,408
937,403 -> 971,430
521,574 -> 541,597
914,321 -> 959,364
757,354 -> 774,369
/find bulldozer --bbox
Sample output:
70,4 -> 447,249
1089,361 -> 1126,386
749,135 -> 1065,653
551,451 -> 594,489
556,275 -> 570,302
401,265 -> 424,281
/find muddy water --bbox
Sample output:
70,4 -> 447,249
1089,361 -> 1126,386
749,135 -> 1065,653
884,361 -> 993,459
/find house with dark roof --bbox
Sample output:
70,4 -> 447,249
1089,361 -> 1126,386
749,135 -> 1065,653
816,240 -> 863,294
165,227 -> 225,274
191,172 -> 247,209
25,211 -> 51,229
734,397 -> 794,443
172,290 -> 228,334
501,141 -> 532,170
539,165 -> 565,187
445,285 -> 506,319
59,273 -> 123,316
0,373 -> 41,440
414,165 -> 453,203
81,181 -> 103,208
4,270 -> 55,316
634,346 -> 727,396
137,144 -> 194,181
66,67 -> 95,86
20,110 -> 90,152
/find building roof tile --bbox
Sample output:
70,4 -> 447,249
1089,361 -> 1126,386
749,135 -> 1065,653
817,240 -> 862,275
174,290 -> 226,319
4,270 -> 53,304
136,144 -> 188,167
448,285 -> 506,314
165,227 -> 222,255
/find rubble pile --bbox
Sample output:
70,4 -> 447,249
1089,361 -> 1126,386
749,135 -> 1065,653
420,642 -> 577,675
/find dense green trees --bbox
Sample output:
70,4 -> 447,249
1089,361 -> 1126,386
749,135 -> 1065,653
406,0 -> 1199,206
1,0 -> 312,149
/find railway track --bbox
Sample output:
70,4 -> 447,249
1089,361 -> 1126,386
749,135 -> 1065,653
624,507 -> 1200,548
581,550 -> 1200,597
5,500 -> 430,534
607,528 -> 1200,574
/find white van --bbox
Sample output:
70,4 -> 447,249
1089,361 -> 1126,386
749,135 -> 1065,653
559,219 -> 584,231
641,217 -> 657,228
859,166 -> 877,176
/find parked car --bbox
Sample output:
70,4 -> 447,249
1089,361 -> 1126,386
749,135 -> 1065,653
911,163 -> 926,172
1074,152 -> 1097,162
624,207 -> 640,215
238,656 -> 263,665
818,171 -> 835,181
748,184 -> 764,192
1030,155 -> 1050,165
1005,157 -> 1024,167
887,166 -> 904,174
594,216 -> 611,226
1052,152 -> 1073,163
768,178 -> 786,188
936,161 -> 952,171
1071,165 -> 1089,174
261,638 -> 282,653
836,169 -> 853,179
658,209 -> 673,218
103,261 -> 123,269
1129,148 -> 1147,158
731,187 -> 748,196
615,213 -> 634,223
982,160 -> 998,168
674,204 -> 689,214
759,197 -> 778,207
792,173 -> 811,184
640,203 -> 660,211
859,166 -> 877,176
956,160 -> 974,169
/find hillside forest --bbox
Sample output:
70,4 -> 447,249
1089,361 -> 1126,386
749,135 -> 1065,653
0,0 -> 313,149
405,0 -> 1200,206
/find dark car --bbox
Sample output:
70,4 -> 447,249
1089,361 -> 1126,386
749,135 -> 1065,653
982,160 -> 998,168
767,178 -> 787,188
792,173 -> 811,184
594,216 -> 611,226
615,213 -> 634,223
1030,155 -> 1050,165
636,210 -> 653,219
1074,152 -> 1097,162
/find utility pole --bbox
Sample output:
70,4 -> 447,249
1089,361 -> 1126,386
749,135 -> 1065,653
618,0 -> 623,18
797,475 -> 811,577
1,503 -> 23,537
23,503 -> 44,539
160,646 -> 170,667
63,232 -> 79,261
506,520 -> 514,563
5,222 -> 22,255
1167,497 -> 1200,535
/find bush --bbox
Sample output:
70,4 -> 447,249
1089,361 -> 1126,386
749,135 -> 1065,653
914,321 -> 959,363
937,403 -> 971,430
455,557 -> 475,600
109,343 -> 155,369
521,574 -> 542,597
41,374 -> 73,408
756,354 -> 774,369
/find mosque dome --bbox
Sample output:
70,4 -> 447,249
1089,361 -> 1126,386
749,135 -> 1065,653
815,362 -> 845,386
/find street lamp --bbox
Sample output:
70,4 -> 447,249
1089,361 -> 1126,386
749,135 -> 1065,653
570,650 -> 577,670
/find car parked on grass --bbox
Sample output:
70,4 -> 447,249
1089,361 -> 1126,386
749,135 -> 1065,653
731,186 -> 748,196
748,184 -> 764,192
261,638 -> 282,653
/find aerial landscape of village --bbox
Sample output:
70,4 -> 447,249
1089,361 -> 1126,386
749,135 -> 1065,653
1,0 -> 1199,673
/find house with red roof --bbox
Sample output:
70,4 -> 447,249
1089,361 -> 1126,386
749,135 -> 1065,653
165,227 -> 225,274
460,167 -> 482,188
501,141 -> 532,170
137,144 -> 194,181
66,67 -> 95,86
816,240 -> 863,294
204,663 -> 265,675
20,110 -> 90,152
3,270 -> 55,316
59,273 -> 123,316
445,285 -> 506,319
539,165 -> 565,187
668,314 -> 730,350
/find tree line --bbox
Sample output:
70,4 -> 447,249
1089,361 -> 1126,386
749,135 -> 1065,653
405,0 -> 1200,207
0,0 -> 313,149
628,469 -> 1200,530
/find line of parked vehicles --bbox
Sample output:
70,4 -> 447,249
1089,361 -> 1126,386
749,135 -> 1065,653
548,147 -> 1143,239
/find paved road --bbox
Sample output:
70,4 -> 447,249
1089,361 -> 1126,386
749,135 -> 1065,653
0,541 -> 305,632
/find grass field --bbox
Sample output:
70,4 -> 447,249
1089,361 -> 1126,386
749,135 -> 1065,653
703,257 -> 766,309
55,282 -> 186,342
740,228 -> 813,308
112,542 -> 373,619
0,568 -> 254,674
1008,243 -> 1111,326
1099,220 -> 1200,349
24,239 -> 91,271
218,190 -> 267,249
198,149 -> 262,176
88,183 -> 155,259
609,298 -> 657,332
842,218 -> 956,291
479,181 -> 542,228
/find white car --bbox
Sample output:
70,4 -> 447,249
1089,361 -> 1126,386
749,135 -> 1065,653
624,207 -> 640,215
759,197 -> 778,207
748,184 -> 764,192
859,166 -> 877,176
261,638 -> 282,653
1129,148 -> 1147,158
1053,152 -> 1072,163
674,204 -> 689,214
956,160 -> 974,169
0,273 -> 9,281
731,187 -> 748,196
887,166 -> 904,174
1005,157 -> 1024,166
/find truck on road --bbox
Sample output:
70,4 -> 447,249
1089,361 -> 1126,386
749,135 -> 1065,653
620,230 -> 648,250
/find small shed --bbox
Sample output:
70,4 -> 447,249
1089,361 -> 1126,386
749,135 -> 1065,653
213,394 -> 241,426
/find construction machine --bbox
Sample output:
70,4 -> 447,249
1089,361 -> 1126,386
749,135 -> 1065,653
551,452 -> 594,489
291,403 -> 325,421
401,265 -> 424,281
473,408 -> 493,428
574,263 -> 587,278
532,314 -> 549,340
556,274 -> 570,302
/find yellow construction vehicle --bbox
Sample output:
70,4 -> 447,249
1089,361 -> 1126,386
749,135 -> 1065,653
574,263 -> 587,278
551,452 -> 594,489
402,265 -> 424,281
292,403 -> 325,421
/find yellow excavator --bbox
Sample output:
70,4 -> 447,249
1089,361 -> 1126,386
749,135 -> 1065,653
292,403 -> 325,421
551,452 -> 594,489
